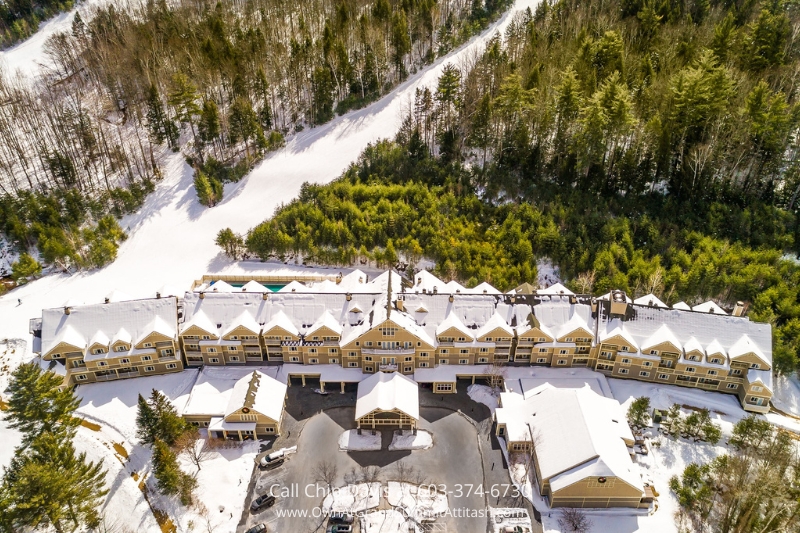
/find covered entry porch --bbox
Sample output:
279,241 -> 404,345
209,417 -> 256,440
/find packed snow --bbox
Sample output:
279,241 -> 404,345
388,429 -> 432,451
338,429 -> 382,451
361,509 -> 418,533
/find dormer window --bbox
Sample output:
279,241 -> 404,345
485,337 -> 492,342
565,337 -> 573,342
710,358 -> 721,364
202,335 -> 210,340
620,346 -> 629,352
750,363 -> 760,369
230,336 -> 238,340
93,348 -> 105,355
688,355 -> 698,361
143,343 -> 153,348
458,337 -> 466,342
115,345 -> 127,352
649,350 -> 658,355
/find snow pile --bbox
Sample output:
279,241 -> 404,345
388,430 -> 432,451
322,482 -> 381,513
386,481 -> 448,521
338,429 -> 382,451
772,373 -> 800,415
361,509 -> 418,533
467,383 -> 500,413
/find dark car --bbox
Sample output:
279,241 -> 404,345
244,524 -> 267,533
326,525 -> 352,533
250,494 -> 276,512
329,512 -> 354,524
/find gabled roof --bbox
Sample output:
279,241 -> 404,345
111,328 -> 132,345
88,330 -> 110,348
683,337 -> 704,355
240,280 -> 266,292
537,282 -> 574,296
511,282 -> 536,295
279,280 -> 309,293
556,312 -> 591,340
51,325 -> 86,352
641,324 -> 682,352
355,371 -> 419,420
728,334 -> 767,363
693,300 -> 727,315
469,282 -> 501,295
262,310 -> 299,336
599,320 -> 638,349
105,290 -> 133,303
208,280 -> 235,293
476,312 -> 513,338
137,315 -> 176,344
224,370 -> 287,423
435,312 -> 473,338
181,310 -> 217,336
223,311 -> 260,337
347,300 -> 364,314
672,301 -> 691,310
307,310 -> 343,336
705,339 -> 726,358
633,293 -> 668,308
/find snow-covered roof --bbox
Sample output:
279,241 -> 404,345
262,310 -> 299,336
181,309 -> 217,336
537,282 -> 574,296
599,320 -> 638,350
496,385 -> 642,494
136,315 -> 176,344
356,372 -> 419,421
705,339 -> 726,358
692,300 -> 727,315
633,293 -> 668,308
555,311 -> 591,339
40,297 -> 178,358
88,330 -> 110,348
224,370 -> 287,423
279,280 -> 309,293
728,334 -> 767,364
435,311 -> 474,338
640,324 -> 682,352
307,310 -> 343,336
240,280 -> 268,293
683,337 -> 704,355
476,312 -> 513,338
672,301 -> 691,310
222,311 -> 260,337
208,280 -> 235,293
105,290 -> 133,303
469,282 -> 501,295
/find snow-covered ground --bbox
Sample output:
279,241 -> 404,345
388,429 -> 432,451
322,482 -> 382,513
536,258 -> 562,289
467,384 -> 500,413
362,509 -> 417,533
386,481 -> 448,520
338,429 -> 382,451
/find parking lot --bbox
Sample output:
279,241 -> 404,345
238,382 -> 539,533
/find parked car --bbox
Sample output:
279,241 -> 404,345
250,494 -> 276,512
245,524 -> 267,533
326,525 -> 352,533
259,450 -> 285,469
501,527 -> 528,533
329,512 -> 354,524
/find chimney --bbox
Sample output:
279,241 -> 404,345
610,290 -> 628,316
336,272 -> 343,284
156,292 -> 162,299
199,292 -> 205,299
449,294 -> 454,303
346,293 -> 352,301
433,286 -> 438,294
396,299 -> 405,312
733,301 -> 746,317
64,306 -> 71,315
104,297 -> 110,304
262,292 -> 269,300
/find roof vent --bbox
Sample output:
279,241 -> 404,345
483,289 -> 488,294
104,297 -> 110,304
262,292 -> 269,300
217,323 -> 222,328
291,288 -> 296,292
417,276 -> 422,285
242,287 -> 247,292
64,306 -> 71,315
359,276 -> 364,284
433,286 -> 438,294
199,292 -> 205,299
449,294 -> 454,303
733,301 -> 745,317
156,292 -> 162,299
346,293 -> 352,301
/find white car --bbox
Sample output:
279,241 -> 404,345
259,450 -> 285,469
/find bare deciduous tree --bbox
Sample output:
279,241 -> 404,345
558,507 -> 592,533
313,460 -> 339,492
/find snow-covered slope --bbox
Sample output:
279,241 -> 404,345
0,0 -> 540,352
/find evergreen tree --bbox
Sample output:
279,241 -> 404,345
4,363 -> 80,447
215,228 -> 245,260
10,253 -> 42,282
626,396 -> 651,429
152,439 -> 196,505
198,100 -> 221,146
135,389 -> 190,447
146,84 -> 179,149
228,97 -> 261,157
168,73 -> 201,145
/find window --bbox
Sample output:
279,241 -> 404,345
207,347 -> 217,353
289,356 -> 300,362
419,362 -> 429,368
380,327 -> 397,337
229,356 -> 239,362
485,337 -> 492,342
658,374 -> 669,380
440,349 -> 449,354
439,359 -> 449,365
404,366 -> 412,373
209,358 -> 220,363
639,371 -> 650,378
686,367 -> 696,373
727,383 -> 738,389
752,385 -> 763,392
621,358 -> 630,365
365,342 -> 373,347
329,358 -> 339,364
97,361 -> 107,367
557,359 -> 567,365
364,356 -> 373,362
458,337 -> 466,342
643,361 -> 653,367
537,358 -> 547,363
92,348 -> 105,355
309,358 -> 319,364
539,348 -> 548,353
120,358 -> 130,364
460,349 -> 469,354
619,368 -> 629,375
732,369 -> 742,375
144,366 -> 155,372
420,352 -> 429,358
478,357 -> 488,363
284,336 -> 292,341
72,360 -> 85,368
166,363 -> 177,370
230,336 -> 238,340
688,355 -> 698,362
240,414 -> 257,422
142,355 -> 152,362
620,346 -> 629,352
649,350 -> 658,355
309,348 -> 317,354
710,358 -> 721,364
75,374 -> 87,381
348,362 -> 359,367
202,335 -> 210,340
289,347 -> 298,352
160,348 -> 174,355
558,349 -> 568,355
364,366 -> 373,372
348,351 -> 357,357
265,427 -> 275,433
538,337 -> 546,342
459,359 -> 469,365
404,356 -> 413,362
143,343 -> 153,348
115,345 -> 127,352
328,348 -> 338,354
750,363 -> 760,369
436,383 -> 453,392
707,370 -> 718,376
479,347 -> 489,353
748,397 -> 766,406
